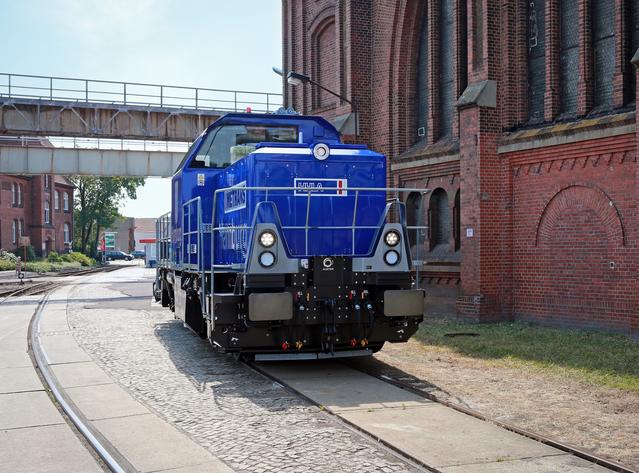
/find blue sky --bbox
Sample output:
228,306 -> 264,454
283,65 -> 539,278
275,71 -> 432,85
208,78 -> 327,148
1,0 -> 283,217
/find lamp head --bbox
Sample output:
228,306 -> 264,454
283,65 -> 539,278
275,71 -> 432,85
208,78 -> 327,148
286,71 -> 311,86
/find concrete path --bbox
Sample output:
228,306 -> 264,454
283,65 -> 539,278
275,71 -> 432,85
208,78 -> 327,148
259,362 -> 613,473
0,295 -> 103,473
34,280 -> 234,473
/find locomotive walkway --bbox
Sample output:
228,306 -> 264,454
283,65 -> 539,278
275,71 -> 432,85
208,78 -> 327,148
0,266 -> 621,472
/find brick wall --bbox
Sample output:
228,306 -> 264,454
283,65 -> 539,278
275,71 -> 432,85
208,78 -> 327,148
0,175 -> 74,255
507,133 -> 636,332
282,0 -> 639,335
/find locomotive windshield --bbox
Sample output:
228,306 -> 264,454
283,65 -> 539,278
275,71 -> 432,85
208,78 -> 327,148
190,124 -> 298,169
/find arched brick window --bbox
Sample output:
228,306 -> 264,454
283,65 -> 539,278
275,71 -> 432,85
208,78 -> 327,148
439,0 -> 455,138
313,18 -> 338,109
64,223 -> 71,244
55,191 -> 60,211
406,191 -> 424,250
559,0 -> 579,115
11,183 -> 16,207
44,200 -> 51,224
63,192 -> 70,212
18,184 -> 23,207
629,0 -> 639,102
416,4 -> 429,142
592,0 -> 616,109
428,188 -> 450,249
527,0 -> 546,122
453,190 -> 460,251
12,220 -> 17,244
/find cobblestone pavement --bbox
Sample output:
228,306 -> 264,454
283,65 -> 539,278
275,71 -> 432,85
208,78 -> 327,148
66,269 -> 418,473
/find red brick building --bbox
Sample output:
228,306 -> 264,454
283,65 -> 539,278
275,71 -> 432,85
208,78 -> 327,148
282,0 -> 639,334
0,139 -> 74,255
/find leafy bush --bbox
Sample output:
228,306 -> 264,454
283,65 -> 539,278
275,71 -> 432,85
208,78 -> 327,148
61,254 -> 74,263
0,259 -> 15,271
68,252 -> 96,267
24,261 -> 82,273
0,250 -> 18,263
24,261 -> 53,273
47,251 -> 63,263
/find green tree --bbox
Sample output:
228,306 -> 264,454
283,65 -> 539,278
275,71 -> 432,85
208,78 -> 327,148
71,177 -> 145,256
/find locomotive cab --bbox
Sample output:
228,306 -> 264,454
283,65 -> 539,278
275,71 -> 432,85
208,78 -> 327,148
155,112 -> 428,359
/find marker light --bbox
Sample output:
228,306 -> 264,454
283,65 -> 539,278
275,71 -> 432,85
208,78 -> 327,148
259,251 -> 276,268
259,230 -> 276,248
384,230 -> 400,247
384,250 -> 400,266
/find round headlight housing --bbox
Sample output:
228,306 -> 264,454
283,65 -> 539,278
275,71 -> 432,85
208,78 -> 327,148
259,251 -> 276,268
259,230 -> 276,248
384,230 -> 400,247
384,250 -> 400,266
313,143 -> 330,161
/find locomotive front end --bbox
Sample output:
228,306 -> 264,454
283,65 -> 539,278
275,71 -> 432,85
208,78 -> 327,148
157,112 -> 428,359
208,125 -> 428,358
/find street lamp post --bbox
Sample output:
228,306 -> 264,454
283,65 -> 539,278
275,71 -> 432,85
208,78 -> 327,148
273,68 -> 359,142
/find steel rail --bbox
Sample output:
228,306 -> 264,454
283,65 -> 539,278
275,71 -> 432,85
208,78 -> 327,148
347,362 -> 636,473
26,265 -> 133,473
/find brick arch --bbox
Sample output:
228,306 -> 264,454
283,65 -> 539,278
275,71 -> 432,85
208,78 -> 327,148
310,11 -> 338,109
388,0 -> 423,157
535,184 -> 626,247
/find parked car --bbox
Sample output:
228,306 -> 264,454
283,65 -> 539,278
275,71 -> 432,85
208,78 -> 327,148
103,250 -> 133,261
131,250 -> 146,259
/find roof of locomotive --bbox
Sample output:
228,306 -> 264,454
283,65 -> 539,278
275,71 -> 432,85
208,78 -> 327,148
174,112 -> 362,175
205,112 -> 342,144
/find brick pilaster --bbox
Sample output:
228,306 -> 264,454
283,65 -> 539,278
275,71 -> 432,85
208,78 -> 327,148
544,0 -> 561,121
577,0 -> 593,116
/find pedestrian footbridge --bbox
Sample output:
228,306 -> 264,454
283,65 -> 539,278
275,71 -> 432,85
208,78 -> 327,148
0,73 -> 282,176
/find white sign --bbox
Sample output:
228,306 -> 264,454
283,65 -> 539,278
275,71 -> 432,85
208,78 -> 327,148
466,228 -> 474,238
223,181 -> 247,213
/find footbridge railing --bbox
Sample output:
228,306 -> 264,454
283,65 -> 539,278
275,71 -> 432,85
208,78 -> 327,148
0,72 -> 283,112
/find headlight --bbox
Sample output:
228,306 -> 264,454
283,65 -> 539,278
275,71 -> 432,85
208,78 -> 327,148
259,251 -> 276,268
384,230 -> 400,247
259,230 -> 276,248
384,250 -> 400,266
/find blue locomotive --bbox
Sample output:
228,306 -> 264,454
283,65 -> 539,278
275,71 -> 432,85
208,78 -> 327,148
154,111 -> 427,359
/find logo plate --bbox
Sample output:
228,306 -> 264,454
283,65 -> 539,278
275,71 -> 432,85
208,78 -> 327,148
294,178 -> 348,197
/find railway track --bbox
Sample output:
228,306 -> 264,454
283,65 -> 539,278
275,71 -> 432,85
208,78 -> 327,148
0,265 -> 125,303
1,264 -> 130,473
8,266 -> 636,473
247,357 -> 637,473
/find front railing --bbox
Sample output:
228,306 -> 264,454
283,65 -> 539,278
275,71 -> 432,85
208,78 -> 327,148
0,72 -> 283,112
176,186 -> 429,317
211,186 -> 429,264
